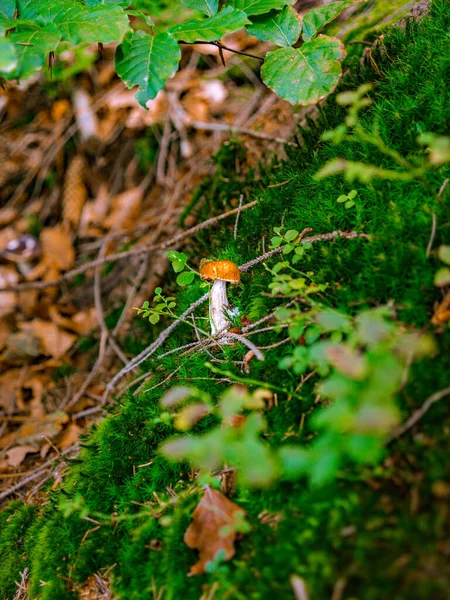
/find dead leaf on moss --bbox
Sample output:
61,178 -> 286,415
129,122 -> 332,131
184,486 -> 246,575
58,422 -> 82,448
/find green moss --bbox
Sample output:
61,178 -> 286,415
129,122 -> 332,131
1,2 -> 450,599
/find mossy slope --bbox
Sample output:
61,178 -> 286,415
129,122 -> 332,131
1,2 -> 450,599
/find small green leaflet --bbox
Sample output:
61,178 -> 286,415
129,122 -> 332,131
181,0 -> 219,17
169,7 -> 250,43
0,33 -> 17,73
126,9 -> 154,27
247,6 -> 301,47
6,23 -> 61,79
115,30 -> 181,108
1,0 -> 16,18
229,0 -> 293,17
0,16 -> 39,30
261,35 -> 345,105
17,0 -> 130,44
302,0 -> 357,41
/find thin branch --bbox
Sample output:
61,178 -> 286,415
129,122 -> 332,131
188,119 -> 294,146
426,212 -> 437,258
386,386 -> 450,444
179,40 -> 264,62
0,201 -> 257,292
234,194 -> 243,241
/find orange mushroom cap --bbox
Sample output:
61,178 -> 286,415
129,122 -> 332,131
199,260 -> 240,284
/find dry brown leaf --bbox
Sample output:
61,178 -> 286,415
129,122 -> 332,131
58,422 -> 82,448
0,368 -> 21,411
0,411 -> 69,450
0,266 -> 19,318
104,187 -> 143,231
0,319 -> 13,351
6,445 -> 38,468
0,207 -> 18,227
184,486 -> 246,575
48,306 -> 97,335
40,224 -> 76,271
62,155 -> 87,232
432,291 -> 450,326
21,319 -> 77,359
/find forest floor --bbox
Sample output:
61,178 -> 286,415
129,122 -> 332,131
1,0 -> 449,599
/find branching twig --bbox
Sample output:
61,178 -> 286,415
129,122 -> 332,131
0,201 -> 258,292
386,386 -> 450,444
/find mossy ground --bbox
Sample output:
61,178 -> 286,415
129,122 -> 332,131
1,2 -> 450,599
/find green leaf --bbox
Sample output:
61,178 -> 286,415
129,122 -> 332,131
126,9 -> 154,27
115,30 -> 181,107
181,0 -> 219,17
169,7 -> 250,43
149,313 -> 160,324
172,260 -> 185,273
337,194 -> 347,203
1,0 -> 16,18
0,34 -> 17,74
17,0 -> 130,44
247,6 -> 301,47
284,229 -> 298,241
154,287 -> 162,294
434,267 -> 450,287
438,245 -> 450,266
261,35 -> 345,106
85,0 -> 129,6
347,189 -> 357,199
6,23 -> 61,79
0,17 -> 39,30
230,0 -> 293,17
302,0 -> 355,42
345,200 -> 355,208
177,271 -> 195,286
270,236 -> 283,248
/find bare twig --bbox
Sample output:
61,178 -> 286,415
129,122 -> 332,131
234,194 -> 244,240
0,444 -> 79,503
0,201 -> 258,292
188,120 -> 294,146
386,386 -> 450,444
225,332 -> 264,361
426,212 -> 437,258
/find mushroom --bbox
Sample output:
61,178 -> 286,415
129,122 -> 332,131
199,260 -> 240,338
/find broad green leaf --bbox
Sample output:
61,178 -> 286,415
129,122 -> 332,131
230,0 -> 293,17
181,0 -> 219,17
127,9 -> 154,27
1,0 -> 16,18
0,17 -> 39,29
302,0 -> 356,41
115,30 -> 181,107
0,35 -> 17,74
85,0 -> 129,6
169,7 -> 250,43
247,6 -> 301,47
261,35 -> 345,106
17,0 -> 130,44
6,23 -> 61,79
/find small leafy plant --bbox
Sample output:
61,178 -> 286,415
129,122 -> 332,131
268,227 -> 327,296
134,287 -> 177,324
337,188 -> 357,209
1,0 -> 365,107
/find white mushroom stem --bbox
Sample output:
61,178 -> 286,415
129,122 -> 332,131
209,279 -> 231,337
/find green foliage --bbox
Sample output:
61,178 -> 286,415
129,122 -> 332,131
336,188 -> 357,208
302,0 -> 355,41
1,0 -> 362,107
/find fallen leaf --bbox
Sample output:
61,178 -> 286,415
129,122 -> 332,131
21,319 -> 77,359
0,411 -> 69,450
104,187 -> 143,231
0,266 -> 19,318
40,224 -> 76,271
184,486 -> 246,575
0,319 -> 13,351
62,155 -> 87,232
0,369 -> 22,411
58,422 -> 82,448
6,445 -> 38,468
49,306 -> 97,335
